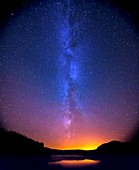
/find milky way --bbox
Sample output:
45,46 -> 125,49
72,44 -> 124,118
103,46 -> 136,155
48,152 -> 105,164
0,0 -> 139,149
59,0 -> 84,139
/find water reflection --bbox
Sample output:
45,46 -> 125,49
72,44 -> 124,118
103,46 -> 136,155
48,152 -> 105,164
49,159 -> 100,168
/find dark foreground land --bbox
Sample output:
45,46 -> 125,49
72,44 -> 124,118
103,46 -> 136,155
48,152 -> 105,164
0,128 -> 139,170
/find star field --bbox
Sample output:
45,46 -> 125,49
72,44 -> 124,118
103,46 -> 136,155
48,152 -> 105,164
0,0 -> 139,150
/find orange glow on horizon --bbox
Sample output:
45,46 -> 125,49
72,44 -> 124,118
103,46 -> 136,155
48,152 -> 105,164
44,137 -> 104,150
45,145 -> 98,150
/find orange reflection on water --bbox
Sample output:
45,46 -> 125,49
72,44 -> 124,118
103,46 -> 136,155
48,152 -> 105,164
49,159 -> 100,168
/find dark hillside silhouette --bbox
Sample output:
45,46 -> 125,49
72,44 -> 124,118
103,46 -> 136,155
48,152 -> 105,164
0,128 -> 51,156
95,140 -> 139,155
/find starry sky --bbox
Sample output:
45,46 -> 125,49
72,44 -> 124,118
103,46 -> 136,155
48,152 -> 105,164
0,0 -> 139,150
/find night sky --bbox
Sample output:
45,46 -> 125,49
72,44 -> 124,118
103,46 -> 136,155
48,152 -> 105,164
0,0 -> 139,150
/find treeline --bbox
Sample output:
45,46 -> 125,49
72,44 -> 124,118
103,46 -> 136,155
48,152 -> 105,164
0,128 -> 50,156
